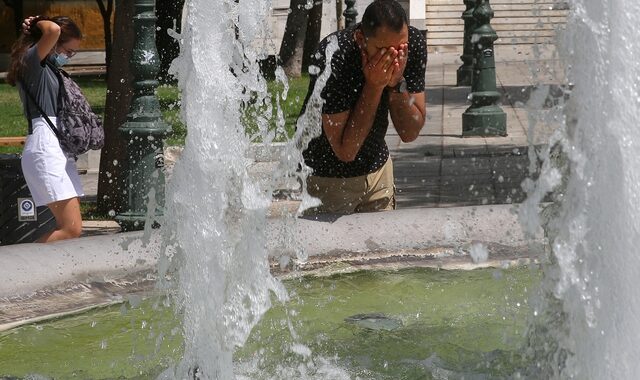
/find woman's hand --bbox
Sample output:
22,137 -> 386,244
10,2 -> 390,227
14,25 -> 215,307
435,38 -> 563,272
22,15 -> 51,35
361,47 -> 399,89
22,16 -> 36,35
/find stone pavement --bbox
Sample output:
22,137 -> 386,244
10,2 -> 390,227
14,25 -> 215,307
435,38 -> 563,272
78,46 -> 567,234
390,46 -> 565,209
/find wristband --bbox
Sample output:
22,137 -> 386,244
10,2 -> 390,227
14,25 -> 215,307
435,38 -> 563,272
389,77 -> 407,93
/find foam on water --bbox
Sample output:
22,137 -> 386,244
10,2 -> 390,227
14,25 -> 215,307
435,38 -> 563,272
469,242 -> 489,264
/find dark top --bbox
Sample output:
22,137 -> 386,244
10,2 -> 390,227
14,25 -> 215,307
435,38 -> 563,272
18,46 -> 60,120
302,24 -> 427,178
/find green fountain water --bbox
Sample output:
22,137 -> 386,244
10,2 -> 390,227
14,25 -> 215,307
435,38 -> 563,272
0,267 -> 539,379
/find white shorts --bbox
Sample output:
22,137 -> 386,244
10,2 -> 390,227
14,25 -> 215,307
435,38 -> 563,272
21,117 -> 84,207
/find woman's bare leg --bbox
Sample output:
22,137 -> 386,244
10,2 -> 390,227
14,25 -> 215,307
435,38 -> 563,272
37,197 -> 82,242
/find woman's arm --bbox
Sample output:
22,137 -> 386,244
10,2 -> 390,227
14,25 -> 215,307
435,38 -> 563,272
23,16 -> 61,62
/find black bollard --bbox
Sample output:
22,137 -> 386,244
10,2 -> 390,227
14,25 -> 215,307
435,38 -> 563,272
456,0 -> 476,86
115,0 -> 171,230
344,0 -> 358,28
461,0 -> 506,137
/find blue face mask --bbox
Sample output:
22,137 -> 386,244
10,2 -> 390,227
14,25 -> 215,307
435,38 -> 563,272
54,53 -> 69,68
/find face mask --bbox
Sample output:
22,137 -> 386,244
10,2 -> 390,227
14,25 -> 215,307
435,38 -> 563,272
54,53 -> 69,68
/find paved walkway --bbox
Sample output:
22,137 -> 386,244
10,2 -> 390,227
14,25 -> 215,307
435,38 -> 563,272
78,46 -> 567,234
390,48 -> 565,209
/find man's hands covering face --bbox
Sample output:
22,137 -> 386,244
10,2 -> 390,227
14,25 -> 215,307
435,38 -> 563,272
388,43 -> 408,88
361,43 -> 409,89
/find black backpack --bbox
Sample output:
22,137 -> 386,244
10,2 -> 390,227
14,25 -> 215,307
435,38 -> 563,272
23,63 -> 104,156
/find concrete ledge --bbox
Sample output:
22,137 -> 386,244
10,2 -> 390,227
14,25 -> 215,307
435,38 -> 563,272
0,205 -> 539,297
0,205 -> 544,330
0,232 -> 159,298
282,205 -> 531,257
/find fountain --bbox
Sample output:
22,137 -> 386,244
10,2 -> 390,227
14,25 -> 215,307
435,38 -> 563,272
2,0 -> 639,378
155,0 -> 289,377
520,0 -> 640,378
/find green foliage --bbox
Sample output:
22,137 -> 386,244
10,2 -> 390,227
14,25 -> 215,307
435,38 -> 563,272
0,82 -> 28,154
79,201 -> 113,221
241,75 -> 311,143
156,84 -> 185,146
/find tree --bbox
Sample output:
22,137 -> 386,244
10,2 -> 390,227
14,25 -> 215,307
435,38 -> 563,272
97,1 -> 184,214
95,0 -> 114,69
96,0 -> 134,215
3,0 -> 24,36
156,0 -> 185,83
302,0 -> 323,73
278,0 -> 323,78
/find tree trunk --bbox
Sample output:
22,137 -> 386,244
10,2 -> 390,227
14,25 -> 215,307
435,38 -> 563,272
95,0 -> 114,70
279,0 -> 311,78
336,0 -> 344,30
3,0 -> 24,36
302,0 -> 323,73
96,0 -> 135,215
156,0 -> 185,83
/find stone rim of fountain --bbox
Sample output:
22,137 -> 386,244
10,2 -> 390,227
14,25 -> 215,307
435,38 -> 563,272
0,204 -> 544,332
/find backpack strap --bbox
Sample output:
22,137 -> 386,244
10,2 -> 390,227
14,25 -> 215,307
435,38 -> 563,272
45,61 -> 66,116
19,81 -> 62,140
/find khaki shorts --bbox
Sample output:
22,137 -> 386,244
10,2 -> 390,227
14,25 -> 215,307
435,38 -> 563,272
305,158 -> 396,214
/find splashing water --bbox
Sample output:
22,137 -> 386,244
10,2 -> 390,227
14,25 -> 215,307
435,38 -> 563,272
155,0 -> 345,378
524,0 -> 640,378
151,0 -> 640,378
158,0 -> 287,378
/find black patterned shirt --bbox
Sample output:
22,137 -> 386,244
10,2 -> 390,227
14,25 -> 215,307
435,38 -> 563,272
302,23 -> 427,178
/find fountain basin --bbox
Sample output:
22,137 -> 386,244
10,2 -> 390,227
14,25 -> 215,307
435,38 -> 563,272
1,266 -> 540,379
0,205 -> 542,332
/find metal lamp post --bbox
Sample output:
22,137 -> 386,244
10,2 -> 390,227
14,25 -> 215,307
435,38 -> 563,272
461,0 -> 506,137
344,0 -> 358,28
456,0 -> 476,86
115,0 -> 170,231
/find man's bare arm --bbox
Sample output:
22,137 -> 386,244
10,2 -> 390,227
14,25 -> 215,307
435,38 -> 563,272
322,48 -> 399,162
322,83 -> 385,162
389,91 -> 426,142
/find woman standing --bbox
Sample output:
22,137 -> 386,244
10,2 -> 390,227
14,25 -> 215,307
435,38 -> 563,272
6,16 -> 84,242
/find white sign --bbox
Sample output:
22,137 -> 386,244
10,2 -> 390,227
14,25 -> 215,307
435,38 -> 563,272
18,198 -> 37,222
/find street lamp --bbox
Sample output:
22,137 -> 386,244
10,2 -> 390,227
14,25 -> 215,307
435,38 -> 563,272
456,0 -> 476,86
462,0 -> 507,137
115,0 -> 171,231
344,0 -> 358,28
